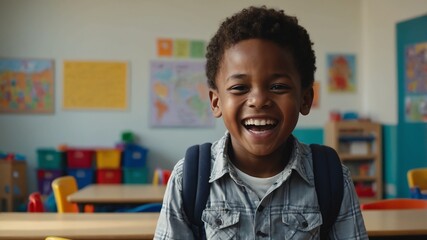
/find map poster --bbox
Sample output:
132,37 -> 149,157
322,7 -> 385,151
150,60 -> 214,128
0,58 -> 54,113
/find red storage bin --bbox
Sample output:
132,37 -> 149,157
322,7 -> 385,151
96,169 -> 122,184
66,149 -> 94,168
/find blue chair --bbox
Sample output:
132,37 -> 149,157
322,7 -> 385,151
410,187 -> 427,199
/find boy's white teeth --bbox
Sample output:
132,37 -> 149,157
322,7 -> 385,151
244,119 -> 276,126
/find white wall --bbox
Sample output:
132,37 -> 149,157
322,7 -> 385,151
361,0 -> 427,124
0,0 -> 370,192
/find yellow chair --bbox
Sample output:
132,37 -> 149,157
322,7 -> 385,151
51,176 -> 79,213
407,168 -> 427,190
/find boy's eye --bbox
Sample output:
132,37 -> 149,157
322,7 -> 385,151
270,84 -> 289,92
228,85 -> 248,93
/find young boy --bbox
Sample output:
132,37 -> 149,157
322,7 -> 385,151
155,6 -> 367,239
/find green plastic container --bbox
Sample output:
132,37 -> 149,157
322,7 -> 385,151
123,167 -> 148,184
37,149 -> 64,169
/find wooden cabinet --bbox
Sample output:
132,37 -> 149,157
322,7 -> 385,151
324,121 -> 382,203
0,160 -> 27,211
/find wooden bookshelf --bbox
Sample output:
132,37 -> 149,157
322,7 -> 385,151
325,121 -> 382,203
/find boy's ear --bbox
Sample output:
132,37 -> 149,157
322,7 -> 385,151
209,89 -> 222,118
300,86 -> 314,115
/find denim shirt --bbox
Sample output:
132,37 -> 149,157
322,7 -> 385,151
154,133 -> 368,240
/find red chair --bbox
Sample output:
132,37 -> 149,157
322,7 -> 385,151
27,192 -> 45,212
162,170 -> 171,185
361,198 -> 427,210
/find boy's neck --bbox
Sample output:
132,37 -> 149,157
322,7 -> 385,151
227,136 -> 293,178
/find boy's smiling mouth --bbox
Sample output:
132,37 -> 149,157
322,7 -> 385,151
242,118 -> 278,132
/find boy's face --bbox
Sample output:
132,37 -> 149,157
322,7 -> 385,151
209,39 -> 313,158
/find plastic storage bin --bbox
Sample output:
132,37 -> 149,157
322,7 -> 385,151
67,169 -> 94,189
96,169 -> 122,184
122,144 -> 148,168
66,149 -> 94,168
123,167 -> 148,184
95,149 -> 121,169
37,169 -> 63,195
37,149 -> 64,169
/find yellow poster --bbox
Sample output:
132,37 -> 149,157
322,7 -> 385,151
63,61 -> 127,110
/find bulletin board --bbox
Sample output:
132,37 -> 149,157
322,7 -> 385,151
63,61 -> 128,110
0,58 -> 54,113
396,14 -> 427,197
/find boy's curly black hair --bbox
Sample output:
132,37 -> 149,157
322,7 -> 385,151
206,6 -> 316,90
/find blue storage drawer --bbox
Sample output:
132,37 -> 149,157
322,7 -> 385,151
67,168 -> 94,189
122,144 -> 148,168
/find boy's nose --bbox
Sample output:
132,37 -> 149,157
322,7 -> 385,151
247,90 -> 271,109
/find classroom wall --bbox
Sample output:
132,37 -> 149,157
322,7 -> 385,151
361,0 -> 427,125
361,0 -> 427,198
0,0 -> 425,195
0,0 -> 363,193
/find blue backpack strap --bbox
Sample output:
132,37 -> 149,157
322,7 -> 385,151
310,144 -> 344,240
182,142 -> 212,239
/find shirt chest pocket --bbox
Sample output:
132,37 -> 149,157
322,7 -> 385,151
202,206 -> 240,240
281,211 -> 322,240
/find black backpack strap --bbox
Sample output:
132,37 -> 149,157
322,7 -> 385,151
310,144 -> 344,240
182,142 -> 212,239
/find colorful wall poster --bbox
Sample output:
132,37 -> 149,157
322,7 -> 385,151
0,58 -> 54,113
157,38 -> 173,57
174,39 -> 190,58
327,54 -> 356,92
190,40 -> 205,58
150,60 -> 214,127
405,95 -> 427,122
63,61 -> 127,110
405,42 -> 427,94
157,38 -> 206,59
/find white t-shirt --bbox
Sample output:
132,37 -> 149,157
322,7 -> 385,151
233,166 -> 282,199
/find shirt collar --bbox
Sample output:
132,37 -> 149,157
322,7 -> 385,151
209,132 -> 314,186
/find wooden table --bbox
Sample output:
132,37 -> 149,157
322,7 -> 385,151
363,209 -> 427,237
68,184 -> 166,212
2,210 -> 427,239
0,212 -> 159,240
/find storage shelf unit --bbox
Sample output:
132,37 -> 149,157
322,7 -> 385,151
0,160 -> 27,212
325,121 -> 382,203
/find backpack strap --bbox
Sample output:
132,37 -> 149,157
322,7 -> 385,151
310,144 -> 344,240
183,142 -> 343,239
182,143 -> 212,239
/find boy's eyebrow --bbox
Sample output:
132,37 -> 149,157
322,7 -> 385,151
271,72 -> 292,80
226,73 -> 247,81
226,72 -> 293,81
